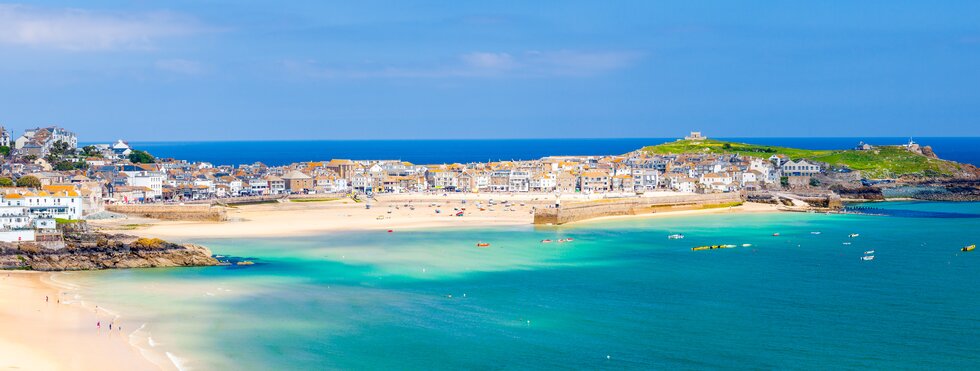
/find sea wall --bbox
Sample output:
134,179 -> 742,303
534,193 -> 743,225
104,204 -> 227,221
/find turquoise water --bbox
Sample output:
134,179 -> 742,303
64,202 -> 980,370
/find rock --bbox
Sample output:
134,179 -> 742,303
0,221 -> 219,271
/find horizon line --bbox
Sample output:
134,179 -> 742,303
79,136 -> 980,144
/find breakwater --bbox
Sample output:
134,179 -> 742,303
533,193 -> 743,225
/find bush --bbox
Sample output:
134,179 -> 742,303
16,176 -> 41,188
128,150 -> 155,164
0,177 -> 13,187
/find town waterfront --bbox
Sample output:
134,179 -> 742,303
118,137 -> 980,167
59,201 -> 980,370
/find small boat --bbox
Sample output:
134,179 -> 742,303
557,239 -> 568,243
772,233 -> 780,237
810,232 -> 822,235
387,230 -> 393,233
861,255 -> 875,261
692,245 -> 734,251
963,245 -> 976,252
566,238 -> 574,242
849,233 -> 860,238
842,242 -> 852,245
476,242 -> 490,247
864,250 -> 875,254
668,234 -> 685,240
741,243 -> 752,247
540,239 -> 553,243
236,261 -> 254,266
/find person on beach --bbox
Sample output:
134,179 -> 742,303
97,321 -> 101,329
109,323 -> 112,330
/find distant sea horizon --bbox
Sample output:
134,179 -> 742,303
83,137 -> 980,167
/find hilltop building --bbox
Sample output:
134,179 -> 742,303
684,131 -> 707,141
14,127 -> 78,155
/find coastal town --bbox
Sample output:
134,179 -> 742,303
0,126 -> 974,243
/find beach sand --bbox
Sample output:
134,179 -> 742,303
0,272 -> 162,371
90,193 -> 783,241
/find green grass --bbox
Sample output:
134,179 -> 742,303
641,139 -> 965,178
55,218 -> 82,224
290,198 -> 340,203
700,201 -> 744,209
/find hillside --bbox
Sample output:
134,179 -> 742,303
640,139 -> 969,179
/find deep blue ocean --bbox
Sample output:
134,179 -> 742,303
107,137 -> 980,166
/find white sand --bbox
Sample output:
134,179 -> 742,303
0,272 -> 164,371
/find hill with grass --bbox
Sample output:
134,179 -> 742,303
640,139 -> 973,179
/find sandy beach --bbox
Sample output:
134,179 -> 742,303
0,272 -> 163,371
89,193 -> 784,241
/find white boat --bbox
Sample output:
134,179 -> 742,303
864,250 -> 875,254
810,232 -> 822,235
668,234 -> 685,240
849,233 -> 860,238
842,242 -> 852,245
742,244 -> 752,247
861,255 -> 875,261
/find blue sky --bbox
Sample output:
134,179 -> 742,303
1,1 -> 979,141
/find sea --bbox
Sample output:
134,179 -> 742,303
59,201 -> 980,370
110,137 -> 980,167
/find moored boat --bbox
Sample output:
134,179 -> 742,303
963,245 -> 976,252
861,255 -> 875,261
849,233 -> 860,238
476,242 -> 490,247
692,245 -> 734,251
668,234 -> 685,239
540,239 -> 553,243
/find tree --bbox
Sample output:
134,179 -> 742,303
780,176 -> 790,188
128,150 -> 155,164
82,145 -> 102,157
809,177 -> 821,187
16,176 -> 41,188
22,154 -> 37,162
0,146 -> 9,156
0,177 -> 13,187
54,160 -> 86,171
722,143 -> 732,150
50,140 -> 72,156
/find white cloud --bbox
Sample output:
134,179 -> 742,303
285,50 -> 640,79
155,58 -> 204,74
0,4 -> 205,51
460,52 -> 517,70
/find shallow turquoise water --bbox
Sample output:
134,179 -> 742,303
65,202 -> 980,370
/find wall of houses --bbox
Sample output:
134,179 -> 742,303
533,192 -> 744,225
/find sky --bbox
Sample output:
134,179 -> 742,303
0,1 -> 979,141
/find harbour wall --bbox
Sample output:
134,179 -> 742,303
104,204 -> 228,221
533,193 -> 744,225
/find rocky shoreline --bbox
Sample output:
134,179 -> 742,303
0,222 -> 218,271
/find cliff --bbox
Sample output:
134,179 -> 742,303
0,222 -> 219,271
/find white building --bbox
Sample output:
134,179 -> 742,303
14,126 -> 78,151
122,171 -> 164,200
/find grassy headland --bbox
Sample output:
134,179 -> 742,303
641,139 -> 967,178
